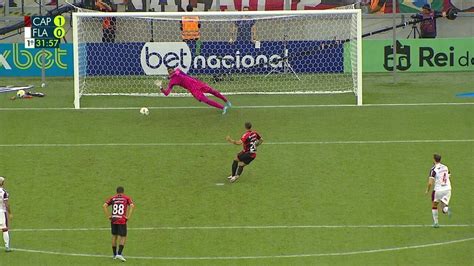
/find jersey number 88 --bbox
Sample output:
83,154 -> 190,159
112,203 -> 125,215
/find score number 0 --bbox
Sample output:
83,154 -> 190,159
53,15 -> 66,39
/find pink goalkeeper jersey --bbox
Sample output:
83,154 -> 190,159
162,69 -> 207,96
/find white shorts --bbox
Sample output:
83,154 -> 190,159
433,190 -> 451,205
0,212 -> 8,230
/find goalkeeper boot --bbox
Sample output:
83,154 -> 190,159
226,101 -> 232,108
222,106 -> 229,115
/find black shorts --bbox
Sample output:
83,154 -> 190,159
237,152 -> 256,165
111,223 -> 127,237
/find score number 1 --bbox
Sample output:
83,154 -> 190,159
53,15 -> 66,39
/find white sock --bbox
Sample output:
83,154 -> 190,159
432,209 -> 439,224
3,231 -> 9,248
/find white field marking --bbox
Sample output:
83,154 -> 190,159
0,139 -> 473,148
10,224 -> 474,232
0,102 -> 473,111
1,237 -> 473,260
215,183 -> 225,186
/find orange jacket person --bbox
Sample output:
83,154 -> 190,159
96,0 -> 117,43
180,5 -> 201,41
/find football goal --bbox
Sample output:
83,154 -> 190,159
73,10 -> 362,108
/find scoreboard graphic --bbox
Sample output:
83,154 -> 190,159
24,15 -> 66,49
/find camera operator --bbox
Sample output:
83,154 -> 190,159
411,4 -> 446,38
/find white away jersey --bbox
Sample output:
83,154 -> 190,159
0,188 -> 9,213
429,163 -> 451,191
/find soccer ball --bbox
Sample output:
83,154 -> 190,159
442,206 -> 449,213
17,90 -> 25,98
140,107 -> 150,115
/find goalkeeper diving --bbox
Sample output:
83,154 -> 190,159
158,67 -> 232,114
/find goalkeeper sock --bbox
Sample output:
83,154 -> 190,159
237,166 -> 244,176
232,161 -> 238,176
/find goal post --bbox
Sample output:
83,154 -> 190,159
73,10 -> 362,109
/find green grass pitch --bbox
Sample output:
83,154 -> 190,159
0,72 -> 473,265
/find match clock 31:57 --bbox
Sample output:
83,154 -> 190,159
35,39 -> 60,48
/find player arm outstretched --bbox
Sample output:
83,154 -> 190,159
161,85 -> 175,96
226,136 -> 242,145
157,79 -> 175,96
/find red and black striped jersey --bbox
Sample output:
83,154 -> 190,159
105,194 -> 133,225
240,130 -> 262,154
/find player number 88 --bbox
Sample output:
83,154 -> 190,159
112,204 -> 125,215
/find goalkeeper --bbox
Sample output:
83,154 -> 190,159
159,67 -> 232,114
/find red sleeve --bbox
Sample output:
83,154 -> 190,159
105,196 -> 113,206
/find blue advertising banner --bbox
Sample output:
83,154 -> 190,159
86,40 -> 344,76
0,43 -> 73,76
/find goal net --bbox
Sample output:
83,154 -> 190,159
73,10 -> 362,108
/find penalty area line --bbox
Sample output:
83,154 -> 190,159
1,237 -> 473,260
